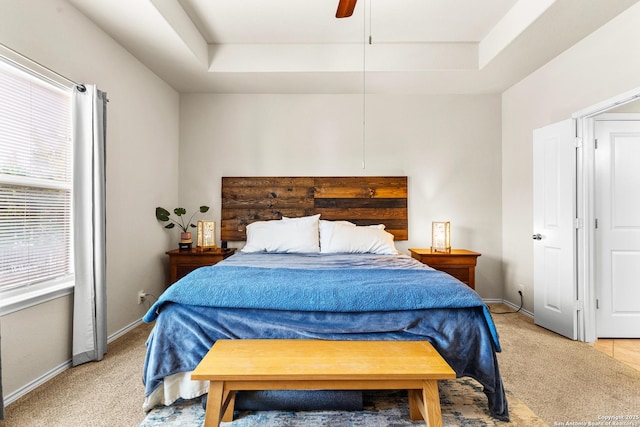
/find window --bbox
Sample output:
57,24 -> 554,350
0,59 -> 74,312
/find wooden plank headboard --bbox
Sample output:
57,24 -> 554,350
221,176 -> 408,242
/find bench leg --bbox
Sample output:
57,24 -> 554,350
203,381 -> 224,427
408,389 -> 422,420
221,391 -> 235,422
408,381 -> 443,427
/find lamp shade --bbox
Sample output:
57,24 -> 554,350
431,221 -> 451,252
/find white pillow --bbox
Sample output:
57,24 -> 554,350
319,220 -> 398,254
242,214 -> 320,253
319,219 -> 356,228
281,214 -> 321,224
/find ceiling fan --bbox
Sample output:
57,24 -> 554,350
336,0 -> 357,18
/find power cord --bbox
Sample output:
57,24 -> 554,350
490,290 -> 523,314
141,292 -> 158,310
142,292 -> 158,302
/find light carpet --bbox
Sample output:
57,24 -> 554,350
140,378 -> 546,426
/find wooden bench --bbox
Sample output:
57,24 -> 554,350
191,339 -> 456,427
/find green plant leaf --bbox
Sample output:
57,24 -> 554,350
156,205 -> 208,233
156,207 -> 170,221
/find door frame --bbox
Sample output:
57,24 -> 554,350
573,86 -> 640,342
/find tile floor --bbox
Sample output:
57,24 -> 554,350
593,339 -> 640,371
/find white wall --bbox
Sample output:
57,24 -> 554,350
179,93 -> 504,297
0,0 -> 179,399
501,2 -> 640,311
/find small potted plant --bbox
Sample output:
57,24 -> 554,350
156,206 -> 209,249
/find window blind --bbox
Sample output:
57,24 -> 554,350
0,60 -> 73,292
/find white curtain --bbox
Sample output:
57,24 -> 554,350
71,85 -> 107,366
0,327 -> 4,419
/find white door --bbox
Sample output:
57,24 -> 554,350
533,119 -> 577,339
594,118 -> 640,338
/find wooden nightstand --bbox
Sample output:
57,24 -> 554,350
166,248 -> 236,284
408,248 -> 481,289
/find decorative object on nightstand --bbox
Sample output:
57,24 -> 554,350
196,220 -> 217,250
179,232 -> 192,251
166,247 -> 236,283
431,221 -> 451,252
155,205 -> 210,250
409,248 -> 481,289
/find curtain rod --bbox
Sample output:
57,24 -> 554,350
0,42 -> 85,92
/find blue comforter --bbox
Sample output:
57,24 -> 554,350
143,252 -> 508,420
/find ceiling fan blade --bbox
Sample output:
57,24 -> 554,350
336,0 -> 357,18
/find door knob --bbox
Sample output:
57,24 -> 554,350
532,233 -> 542,240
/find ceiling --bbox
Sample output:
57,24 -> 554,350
67,0 -> 639,94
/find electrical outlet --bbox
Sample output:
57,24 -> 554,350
138,290 -> 146,305
518,284 -> 525,298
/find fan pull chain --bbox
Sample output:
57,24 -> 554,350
362,0 -> 367,169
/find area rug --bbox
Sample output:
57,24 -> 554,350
140,378 -> 547,426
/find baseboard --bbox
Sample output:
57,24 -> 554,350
108,318 -> 144,342
4,317 -> 144,406
3,359 -> 72,406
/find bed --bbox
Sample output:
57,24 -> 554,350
142,177 -> 509,421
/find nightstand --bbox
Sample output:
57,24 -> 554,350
408,248 -> 481,289
166,248 -> 236,284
